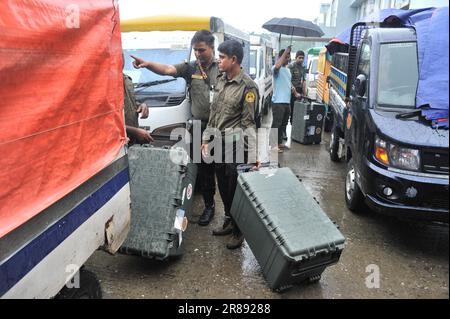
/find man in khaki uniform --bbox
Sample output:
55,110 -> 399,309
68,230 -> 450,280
131,30 -> 219,226
123,73 -> 152,145
201,39 -> 260,250
288,50 -> 306,124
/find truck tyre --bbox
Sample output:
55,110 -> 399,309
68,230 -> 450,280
55,268 -> 102,299
345,158 -> 365,212
329,119 -> 340,162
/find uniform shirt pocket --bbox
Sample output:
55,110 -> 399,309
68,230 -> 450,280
224,93 -> 242,113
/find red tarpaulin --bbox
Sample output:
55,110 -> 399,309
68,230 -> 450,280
0,0 -> 126,237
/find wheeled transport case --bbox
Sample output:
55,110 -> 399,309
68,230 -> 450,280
291,100 -> 326,144
231,167 -> 345,291
120,142 -> 197,260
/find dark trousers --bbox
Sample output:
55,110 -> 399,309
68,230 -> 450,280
198,160 -> 215,207
271,103 -> 291,145
190,120 -> 216,208
215,162 -> 238,218
214,141 -> 246,234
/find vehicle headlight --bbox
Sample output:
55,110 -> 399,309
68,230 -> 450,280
375,137 -> 420,171
389,144 -> 420,170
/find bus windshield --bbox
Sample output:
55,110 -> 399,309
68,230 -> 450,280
123,48 -> 189,95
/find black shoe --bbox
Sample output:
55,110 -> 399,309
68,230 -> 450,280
226,232 -> 244,249
212,218 -> 233,236
198,204 -> 215,226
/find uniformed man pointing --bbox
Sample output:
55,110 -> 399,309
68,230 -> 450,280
131,30 -> 218,227
201,39 -> 260,250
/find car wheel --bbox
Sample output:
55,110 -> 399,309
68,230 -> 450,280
329,118 -> 340,162
345,159 -> 365,212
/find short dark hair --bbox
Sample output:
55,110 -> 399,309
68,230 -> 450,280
218,40 -> 244,64
191,30 -> 215,47
296,50 -> 305,58
278,49 -> 285,58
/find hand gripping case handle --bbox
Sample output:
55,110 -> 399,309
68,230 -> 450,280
237,162 -> 280,174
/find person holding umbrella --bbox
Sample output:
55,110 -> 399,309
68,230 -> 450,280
271,46 -> 292,153
262,17 -> 324,146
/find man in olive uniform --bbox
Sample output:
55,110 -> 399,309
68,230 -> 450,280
131,30 -> 219,226
288,50 -> 306,124
123,73 -> 152,145
201,40 -> 260,250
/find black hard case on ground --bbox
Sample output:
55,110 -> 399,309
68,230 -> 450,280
120,140 -> 197,260
291,100 -> 326,144
231,167 -> 345,291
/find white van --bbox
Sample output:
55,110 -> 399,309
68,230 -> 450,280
305,55 -> 319,101
249,35 -> 274,129
121,16 -> 251,136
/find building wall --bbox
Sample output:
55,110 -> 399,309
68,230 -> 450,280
355,0 -> 411,20
317,0 -> 358,38
337,0 -> 358,31
288,0 -> 446,62
408,0 -> 449,8
316,0 -> 447,38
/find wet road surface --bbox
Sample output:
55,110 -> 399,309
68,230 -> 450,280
85,131 -> 449,299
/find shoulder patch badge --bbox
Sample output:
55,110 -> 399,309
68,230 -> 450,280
245,91 -> 256,103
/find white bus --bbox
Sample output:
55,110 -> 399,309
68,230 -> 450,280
120,16 -> 251,135
249,35 -> 274,129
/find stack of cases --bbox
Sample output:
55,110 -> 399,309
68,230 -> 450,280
231,167 -> 345,291
120,142 -> 197,260
291,100 -> 326,144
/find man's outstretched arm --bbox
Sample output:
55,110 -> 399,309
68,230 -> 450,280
131,55 -> 177,76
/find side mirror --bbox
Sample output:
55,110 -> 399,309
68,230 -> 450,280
354,74 -> 367,97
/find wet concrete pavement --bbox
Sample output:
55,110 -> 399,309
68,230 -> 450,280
85,131 -> 449,299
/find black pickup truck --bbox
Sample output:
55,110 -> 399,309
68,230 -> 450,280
327,21 -> 449,223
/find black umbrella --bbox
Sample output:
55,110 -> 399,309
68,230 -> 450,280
262,17 -> 324,44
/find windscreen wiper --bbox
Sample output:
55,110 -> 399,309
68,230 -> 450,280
395,110 -> 421,120
134,78 -> 176,89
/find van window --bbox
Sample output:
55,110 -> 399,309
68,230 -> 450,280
309,58 -> 318,74
377,42 -> 418,109
123,48 -> 188,96
249,49 -> 257,79
259,48 -> 264,78
265,47 -> 274,77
